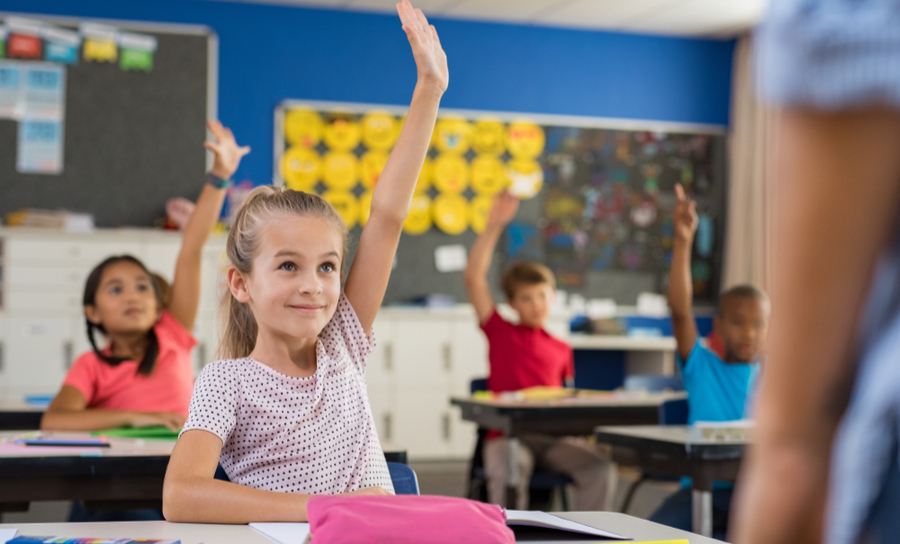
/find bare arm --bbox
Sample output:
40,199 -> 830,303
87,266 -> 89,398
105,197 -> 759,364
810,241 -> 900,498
463,191 -> 519,324
41,385 -> 185,431
667,184 -> 698,360
731,109 -> 900,544
344,0 -> 448,333
168,120 -> 249,331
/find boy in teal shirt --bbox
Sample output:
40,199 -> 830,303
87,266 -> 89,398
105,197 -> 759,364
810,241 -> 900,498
650,184 -> 770,534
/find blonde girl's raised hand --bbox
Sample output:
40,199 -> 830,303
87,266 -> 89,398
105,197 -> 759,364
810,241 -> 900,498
204,119 -> 251,180
397,0 -> 448,93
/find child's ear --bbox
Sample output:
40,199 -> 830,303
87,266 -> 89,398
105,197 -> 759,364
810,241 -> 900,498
84,305 -> 102,325
228,266 -> 251,303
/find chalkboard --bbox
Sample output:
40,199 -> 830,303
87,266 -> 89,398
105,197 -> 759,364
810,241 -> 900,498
0,16 -> 215,228
275,101 -> 727,306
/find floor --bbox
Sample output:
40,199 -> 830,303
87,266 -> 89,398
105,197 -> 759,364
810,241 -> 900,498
0,462 -> 678,524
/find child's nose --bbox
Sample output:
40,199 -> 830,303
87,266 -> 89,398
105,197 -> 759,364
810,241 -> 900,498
297,270 -> 322,294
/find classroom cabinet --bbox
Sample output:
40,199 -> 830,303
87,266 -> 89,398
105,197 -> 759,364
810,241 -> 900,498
3,316 -> 73,396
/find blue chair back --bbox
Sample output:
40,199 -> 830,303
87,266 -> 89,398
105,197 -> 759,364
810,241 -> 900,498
624,374 -> 684,392
387,462 -> 420,495
470,378 -> 488,394
658,398 -> 689,425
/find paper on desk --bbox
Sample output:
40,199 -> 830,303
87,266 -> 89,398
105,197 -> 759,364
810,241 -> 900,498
0,442 -> 103,457
505,510 -> 627,539
250,522 -> 311,544
0,529 -> 18,544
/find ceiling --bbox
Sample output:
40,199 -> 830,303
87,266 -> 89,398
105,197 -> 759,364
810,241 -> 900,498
230,0 -> 767,37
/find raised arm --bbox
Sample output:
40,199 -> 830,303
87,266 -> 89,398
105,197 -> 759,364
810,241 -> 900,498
463,191 -> 519,324
668,183 -> 699,360
168,121 -> 249,331
344,0 -> 448,333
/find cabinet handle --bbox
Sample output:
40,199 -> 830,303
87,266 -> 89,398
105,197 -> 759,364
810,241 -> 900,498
0,342 -> 4,372
383,413 -> 392,441
442,413 -> 451,441
442,343 -> 452,371
63,340 -> 73,370
384,343 -> 393,372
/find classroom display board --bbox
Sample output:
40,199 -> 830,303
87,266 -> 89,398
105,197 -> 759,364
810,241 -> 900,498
0,15 -> 214,227
275,101 -> 727,305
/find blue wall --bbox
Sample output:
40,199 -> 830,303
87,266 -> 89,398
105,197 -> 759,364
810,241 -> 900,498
0,0 -> 734,185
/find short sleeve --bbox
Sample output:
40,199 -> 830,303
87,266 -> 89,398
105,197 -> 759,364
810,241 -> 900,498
564,348 -> 575,380
62,352 -> 99,404
479,310 -> 509,336
320,293 -> 375,374
155,311 -> 197,352
677,340 -> 716,378
181,362 -> 239,443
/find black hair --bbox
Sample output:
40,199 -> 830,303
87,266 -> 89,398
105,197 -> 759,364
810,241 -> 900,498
717,284 -> 770,316
83,255 -> 161,376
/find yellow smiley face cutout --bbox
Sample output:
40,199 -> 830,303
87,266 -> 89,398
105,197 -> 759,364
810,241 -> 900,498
472,119 -> 506,156
433,117 -> 471,155
507,159 -> 544,199
468,195 -> 494,234
506,122 -> 545,160
322,151 -> 359,190
433,194 -> 469,235
360,150 -> 390,189
432,154 -> 469,194
321,190 -> 359,229
362,111 -> 399,151
403,195 -> 433,235
324,117 -> 361,151
280,147 -> 320,191
415,157 -> 432,194
284,108 -> 324,148
358,190 -> 373,227
470,156 -> 508,196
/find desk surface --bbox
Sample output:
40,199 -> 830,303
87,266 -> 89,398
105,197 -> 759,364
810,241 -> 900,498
568,334 -> 677,351
452,391 -> 686,411
594,425 -> 748,461
0,512 -> 724,543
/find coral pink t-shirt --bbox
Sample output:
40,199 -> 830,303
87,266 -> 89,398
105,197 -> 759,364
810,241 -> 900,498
63,311 -> 196,417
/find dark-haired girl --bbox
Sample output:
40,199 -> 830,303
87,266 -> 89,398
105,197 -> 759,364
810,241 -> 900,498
41,120 -> 249,432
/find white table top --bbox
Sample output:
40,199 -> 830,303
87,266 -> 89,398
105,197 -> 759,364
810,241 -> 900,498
0,399 -> 45,413
0,431 -> 176,458
454,390 -> 687,409
568,334 -> 677,351
0,512 -> 724,543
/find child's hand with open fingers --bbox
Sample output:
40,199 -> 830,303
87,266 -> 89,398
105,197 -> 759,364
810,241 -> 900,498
205,120 -> 251,181
672,183 -> 698,242
487,190 -> 520,229
397,0 -> 448,94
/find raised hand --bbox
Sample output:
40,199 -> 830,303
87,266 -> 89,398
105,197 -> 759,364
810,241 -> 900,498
487,190 -> 520,229
397,0 -> 448,93
204,120 -> 251,181
672,183 -> 698,241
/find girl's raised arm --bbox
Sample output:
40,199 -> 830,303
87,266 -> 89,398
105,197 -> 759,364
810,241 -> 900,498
344,0 -> 448,333
168,121 -> 249,331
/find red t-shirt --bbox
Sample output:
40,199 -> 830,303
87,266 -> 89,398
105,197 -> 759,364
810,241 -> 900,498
63,311 -> 196,417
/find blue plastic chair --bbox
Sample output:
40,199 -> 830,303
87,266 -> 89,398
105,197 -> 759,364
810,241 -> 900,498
387,461 -> 420,495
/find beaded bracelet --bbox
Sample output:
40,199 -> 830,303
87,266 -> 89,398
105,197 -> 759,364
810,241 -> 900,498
206,172 -> 230,189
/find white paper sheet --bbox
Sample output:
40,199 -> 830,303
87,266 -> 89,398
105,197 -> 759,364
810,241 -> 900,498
0,528 -> 18,544
506,510 -> 627,539
249,522 -> 311,544
17,118 -> 64,174
434,244 -> 467,273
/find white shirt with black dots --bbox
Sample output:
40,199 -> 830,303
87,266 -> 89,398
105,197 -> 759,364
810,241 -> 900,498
181,293 -> 395,495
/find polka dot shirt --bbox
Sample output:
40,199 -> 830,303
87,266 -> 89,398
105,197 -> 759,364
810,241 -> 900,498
182,293 -> 394,495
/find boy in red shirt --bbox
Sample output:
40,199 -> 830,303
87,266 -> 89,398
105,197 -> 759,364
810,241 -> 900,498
463,191 -> 615,510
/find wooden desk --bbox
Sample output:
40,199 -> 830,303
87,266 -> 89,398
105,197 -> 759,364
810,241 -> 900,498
0,431 -> 408,513
0,399 -> 44,431
594,425 -> 748,538
451,392 -> 686,508
0,511 -> 726,543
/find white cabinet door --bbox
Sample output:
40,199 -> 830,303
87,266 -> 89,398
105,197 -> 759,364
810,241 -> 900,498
448,317 -> 489,397
366,315 -> 394,389
143,239 -> 181,282
192,318 -> 219,374
366,383 -> 394,445
392,318 -> 451,387
451,409 -> 478,459
4,317 -> 73,396
392,385 -> 454,460
0,315 -> 7,396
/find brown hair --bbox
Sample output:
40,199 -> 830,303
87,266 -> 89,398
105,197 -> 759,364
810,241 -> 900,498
500,261 -> 556,300
217,186 -> 348,360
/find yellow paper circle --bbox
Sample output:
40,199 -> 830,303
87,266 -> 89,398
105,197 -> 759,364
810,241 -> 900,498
469,195 -> 494,234
415,157 -> 432,194
433,117 -> 471,155
432,154 -> 469,194
472,119 -> 506,156
358,191 -> 373,226
323,117 -> 361,151
403,195 -> 433,235
280,147 -> 320,191
360,150 -> 389,189
507,159 -> 544,199
506,122 -> 545,160
284,109 -> 323,148
322,151 -> 359,190
322,191 -> 359,229
470,156 -> 508,196
433,194 -> 469,235
362,111 -> 399,151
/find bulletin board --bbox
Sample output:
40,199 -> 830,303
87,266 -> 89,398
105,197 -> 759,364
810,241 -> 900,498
274,100 -> 727,306
0,14 -> 216,228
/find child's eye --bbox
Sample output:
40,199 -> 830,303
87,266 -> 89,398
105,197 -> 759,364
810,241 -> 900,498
319,262 -> 336,273
137,284 -> 150,292
110,286 -> 121,295
279,261 -> 297,272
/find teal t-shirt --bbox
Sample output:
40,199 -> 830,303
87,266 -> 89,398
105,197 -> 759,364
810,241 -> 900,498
679,340 -> 760,424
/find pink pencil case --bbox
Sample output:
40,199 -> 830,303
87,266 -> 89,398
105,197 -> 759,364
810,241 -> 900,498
306,494 -> 515,543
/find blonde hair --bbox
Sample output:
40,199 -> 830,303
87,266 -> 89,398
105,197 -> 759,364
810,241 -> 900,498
217,186 -> 348,360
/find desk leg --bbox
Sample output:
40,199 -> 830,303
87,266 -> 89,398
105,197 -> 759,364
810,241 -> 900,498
692,488 -> 713,537
506,437 -> 520,509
